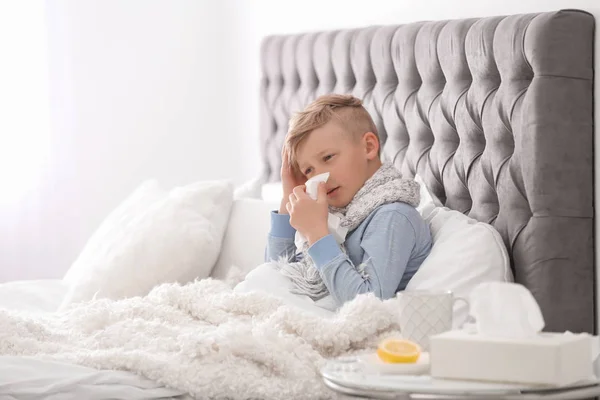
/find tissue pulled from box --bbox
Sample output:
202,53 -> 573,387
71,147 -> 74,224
469,282 -> 545,338
294,172 -> 348,249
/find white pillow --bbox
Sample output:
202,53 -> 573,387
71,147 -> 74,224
210,198 -> 279,280
233,178 -> 283,202
261,182 -> 283,203
63,180 -> 164,285
233,177 -> 262,200
409,175 -> 513,328
60,179 -> 234,309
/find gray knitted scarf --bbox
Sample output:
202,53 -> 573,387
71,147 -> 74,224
276,163 -> 420,300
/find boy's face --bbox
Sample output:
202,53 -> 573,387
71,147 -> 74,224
295,120 -> 380,208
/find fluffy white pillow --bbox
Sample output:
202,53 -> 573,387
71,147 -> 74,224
60,179 -> 234,309
409,175 -> 513,327
63,180 -> 165,286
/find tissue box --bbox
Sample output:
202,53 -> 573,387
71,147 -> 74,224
430,330 -> 592,386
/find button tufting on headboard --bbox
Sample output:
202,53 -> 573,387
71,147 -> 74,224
259,10 -> 595,334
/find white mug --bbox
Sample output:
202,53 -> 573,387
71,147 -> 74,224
397,290 -> 469,351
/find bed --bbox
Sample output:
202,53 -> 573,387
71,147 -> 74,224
259,8 -> 596,334
0,8 -> 595,399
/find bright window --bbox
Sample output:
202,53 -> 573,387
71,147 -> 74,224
0,1 -> 50,205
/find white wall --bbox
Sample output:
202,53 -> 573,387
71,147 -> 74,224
0,0 -> 252,282
2,0 -> 598,295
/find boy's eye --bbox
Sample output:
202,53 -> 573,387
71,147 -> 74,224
304,168 -> 312,175
324,154 -> 334,162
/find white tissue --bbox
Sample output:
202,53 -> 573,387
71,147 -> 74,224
468,282 -> 545,338
304,172 -> 330,200
294,172 -> 348,250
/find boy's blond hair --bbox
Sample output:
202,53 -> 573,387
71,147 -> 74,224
285,94 -> 379,174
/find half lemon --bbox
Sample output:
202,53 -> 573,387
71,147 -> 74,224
376,338 -> 421,363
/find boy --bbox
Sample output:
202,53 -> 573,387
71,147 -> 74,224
265,94 -> 432,308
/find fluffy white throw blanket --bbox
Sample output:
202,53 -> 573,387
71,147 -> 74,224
0,278 -> 402,399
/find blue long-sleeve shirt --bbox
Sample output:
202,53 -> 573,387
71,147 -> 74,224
265,202 -> 433,307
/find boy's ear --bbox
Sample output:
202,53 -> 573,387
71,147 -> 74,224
363,132 -> 380,160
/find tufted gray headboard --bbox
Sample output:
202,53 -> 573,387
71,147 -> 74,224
258,10 -> 595,334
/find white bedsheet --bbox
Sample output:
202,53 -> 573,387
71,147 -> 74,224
0,356 -> 191,400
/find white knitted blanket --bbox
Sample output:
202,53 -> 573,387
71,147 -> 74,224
0,278 -> 402,399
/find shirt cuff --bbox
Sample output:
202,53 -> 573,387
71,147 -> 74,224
269,211 -> 296,238
307,234 -> 344,268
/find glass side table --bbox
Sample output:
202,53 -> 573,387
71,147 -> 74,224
321,356 -> 600,400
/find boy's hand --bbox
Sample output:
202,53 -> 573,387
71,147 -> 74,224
287,183 -> 329,245
279,147 -> 306,214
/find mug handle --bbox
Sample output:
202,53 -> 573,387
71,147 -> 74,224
453,296 -> 471,328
